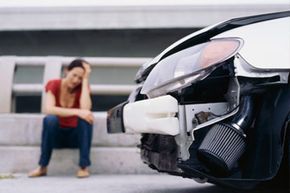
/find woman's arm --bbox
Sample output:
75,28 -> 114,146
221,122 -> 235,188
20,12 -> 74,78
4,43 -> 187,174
44,91 -> 79,116
80,62 -> 92,110
44,91 -> 94,124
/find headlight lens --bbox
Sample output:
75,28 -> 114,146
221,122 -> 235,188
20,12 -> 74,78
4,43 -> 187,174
135,60 -> 151,82
141,38 -> 243,98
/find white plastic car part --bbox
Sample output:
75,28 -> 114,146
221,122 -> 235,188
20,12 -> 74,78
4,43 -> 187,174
123,95 -> 180,135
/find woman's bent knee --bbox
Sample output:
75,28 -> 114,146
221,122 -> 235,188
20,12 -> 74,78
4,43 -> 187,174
43,115 -> 59,129
78,118 -> 93,128
77,118 -> 93,136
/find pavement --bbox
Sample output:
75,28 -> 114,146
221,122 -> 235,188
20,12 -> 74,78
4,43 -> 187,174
0,174 -> 288,193
0,174 -> 211,193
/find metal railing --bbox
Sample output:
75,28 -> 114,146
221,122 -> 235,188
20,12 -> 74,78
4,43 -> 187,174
0,56 -> 151,113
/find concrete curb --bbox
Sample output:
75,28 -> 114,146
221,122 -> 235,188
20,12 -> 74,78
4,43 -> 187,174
0,146 -> 156,175
0,113 -> 140,146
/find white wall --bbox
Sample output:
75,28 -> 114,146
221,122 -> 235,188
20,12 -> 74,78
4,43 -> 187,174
0,0 -> 289,30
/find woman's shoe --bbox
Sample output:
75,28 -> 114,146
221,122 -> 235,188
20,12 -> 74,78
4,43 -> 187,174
28,167 -> 47,177
76,167 -> 90,178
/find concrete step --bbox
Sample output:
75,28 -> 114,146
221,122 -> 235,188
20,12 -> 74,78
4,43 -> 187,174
0,146 -> 156,175
0,113 -> 140,147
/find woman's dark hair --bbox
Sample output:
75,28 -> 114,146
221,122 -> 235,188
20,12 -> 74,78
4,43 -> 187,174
67,59 -> 88,71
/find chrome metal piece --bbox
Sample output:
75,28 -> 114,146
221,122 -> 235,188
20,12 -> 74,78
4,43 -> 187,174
175,105 -> 191,161
234,54 -> 289,84
185,102 -> 229,132
190,77 -> 240,140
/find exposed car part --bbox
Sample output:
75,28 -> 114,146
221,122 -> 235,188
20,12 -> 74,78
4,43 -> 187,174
198,96 -> 254,175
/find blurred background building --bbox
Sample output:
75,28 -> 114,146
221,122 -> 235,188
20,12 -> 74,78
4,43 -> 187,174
0,0 -> 289,113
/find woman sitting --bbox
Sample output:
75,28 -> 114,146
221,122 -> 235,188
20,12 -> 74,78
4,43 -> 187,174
28,59 -> 94,178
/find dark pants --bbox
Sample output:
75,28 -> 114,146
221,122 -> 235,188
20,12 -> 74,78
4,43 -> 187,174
39,115 -> 93,168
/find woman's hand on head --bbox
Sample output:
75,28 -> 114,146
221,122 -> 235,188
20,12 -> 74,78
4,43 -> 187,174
83,62 -> 91,79
78,109 -> 94,124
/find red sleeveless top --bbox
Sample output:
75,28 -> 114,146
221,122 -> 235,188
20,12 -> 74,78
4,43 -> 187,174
45,79 -> 82,128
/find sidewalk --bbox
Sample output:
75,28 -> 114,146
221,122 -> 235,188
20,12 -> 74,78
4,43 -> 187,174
0,174 -> 215,193
0,173 -> 287,193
